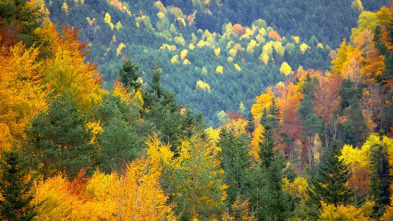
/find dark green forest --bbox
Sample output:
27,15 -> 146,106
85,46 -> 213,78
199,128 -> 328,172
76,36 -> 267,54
44,0 -> 389,126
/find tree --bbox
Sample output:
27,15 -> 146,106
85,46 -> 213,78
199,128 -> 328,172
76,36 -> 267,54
245,112 -> 255,137
118,58 -> 142,90
369,131 -> 391,219
172,136 -> 226,220
0,150 -> 36,221
0,0 -> 42,47
218,128 -> 251,206
248,107 -> 292,220
27,94 -> 94,179
340,80 -> 368,146
308,140 -> 353,207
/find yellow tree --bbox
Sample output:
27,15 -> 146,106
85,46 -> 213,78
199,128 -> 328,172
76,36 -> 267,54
0,43 -> 48,150
36,22 -> 104,111
172,136 -> 227,220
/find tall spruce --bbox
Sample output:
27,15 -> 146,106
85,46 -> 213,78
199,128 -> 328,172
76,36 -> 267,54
0,150 -> 36,221
218,128 -> 251,206
27,93 -> 94,179
250,107 -> 292,220
118,58 -> 142,90
308,140 -> 353,207
369,131 -> 391,219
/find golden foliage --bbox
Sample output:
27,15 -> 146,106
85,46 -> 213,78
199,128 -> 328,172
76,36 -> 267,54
180,49 -> 188,60
116,42 -> 125,56
36,23 -> 104,111
104,13 -> 114,30
0,43 -> 48,149
234,63 -> 242,72
280,62 -> 292,76
299,43 -> 310,53
196,80 -> 211,92
319,202 -> 369,221
216,65 -> 224,74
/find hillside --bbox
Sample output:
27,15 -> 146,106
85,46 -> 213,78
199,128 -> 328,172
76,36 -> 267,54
2,0 -> 393,220
44,0 -> 388,126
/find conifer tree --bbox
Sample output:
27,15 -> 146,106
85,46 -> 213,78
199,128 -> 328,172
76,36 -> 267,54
0,150 -> 36,221
27,93 -> 94,179
249,107 -> 292,220
369,131 -> 391,219
118,58 -> 141,90
308,140 -> 353,207
218,128 -> 251,206
245,112 -> 255,138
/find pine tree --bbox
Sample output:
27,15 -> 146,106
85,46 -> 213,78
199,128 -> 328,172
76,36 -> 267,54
118,58 -> 141,90
245,112 -> 255,138
308,140 -> 353,207
250,107 -> 292,220
27,93 -> 94,179
369,131 -> 391,219
340,80 -> 368,146
0,150 -> 36,221
218,128 -> 251,206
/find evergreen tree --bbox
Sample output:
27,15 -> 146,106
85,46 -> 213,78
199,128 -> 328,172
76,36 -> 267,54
218,128 -> 251,206
249,107 -> 292,220
369,131 -> 391,219
259,108 -> 275,169
245,112 -> 255,138
0,150 -> 36,221
340,80 -> 368,146
308,140 -> 353,207
27,93 -> 94,179
0,0 -> 42,47
118,58 -> 141,90
298,74 -> 323,137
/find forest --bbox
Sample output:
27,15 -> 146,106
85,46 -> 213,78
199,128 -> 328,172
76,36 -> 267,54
1,0 -> 393,220
43,0 -> 389,126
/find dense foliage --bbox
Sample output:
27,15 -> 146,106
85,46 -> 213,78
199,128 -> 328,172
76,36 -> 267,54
42,0 -> 388,126
2,0 -> 393,220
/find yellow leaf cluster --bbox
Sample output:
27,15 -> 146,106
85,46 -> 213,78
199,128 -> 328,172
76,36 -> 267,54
157,11 -> 165,19
280,62 -> 292,76
183,59 -> 191,65
116,42 -> 125,56
319,202 -> 369,221
34,157 -> 174,220
214,47 -> 221,57
104,13 -> 114,30
246,39 -> 257,53
171,55 -> 179,64
299,43 -> 310,53
251,87 -> 275,120
62,2 -> 68,15
0,43 -> 48,148
234,63 -> 242,71
216,65 -> 224,74
283,177 -> 308,200
259,52 -> 269,64
180,49 -> 188,60
196,80 -> 211,92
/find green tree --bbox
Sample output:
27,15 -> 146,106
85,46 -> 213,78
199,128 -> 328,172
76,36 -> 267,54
0,0 -> 42,47
217,128 -> 251,206
0,150 -> 36,221
256,108 -> 292,220
340,79 -> 368,146
308,140 -> 353,207
118,58 -> 142,90
245,112 -> 255,138
27,93 -> 94,179
369,131 -> 391,219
